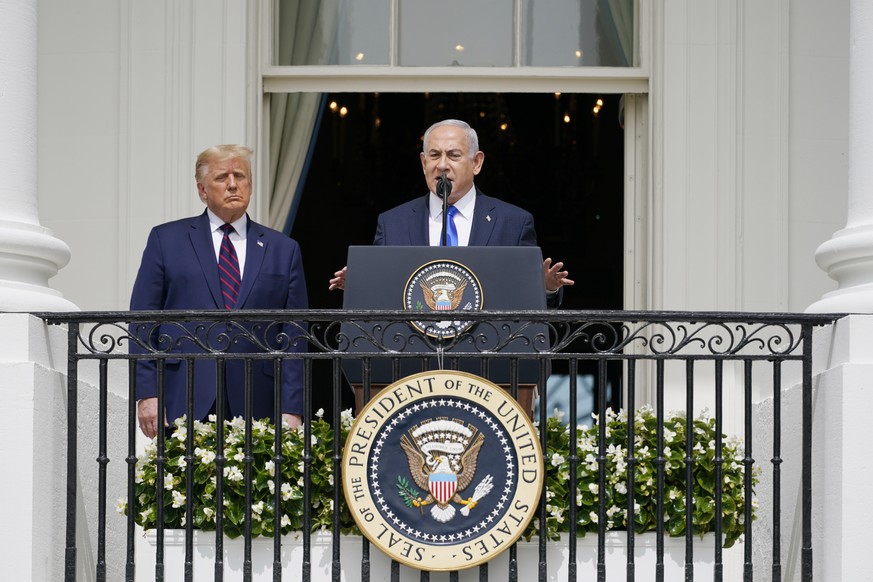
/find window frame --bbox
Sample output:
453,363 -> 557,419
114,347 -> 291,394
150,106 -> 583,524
251,0 -> 651,312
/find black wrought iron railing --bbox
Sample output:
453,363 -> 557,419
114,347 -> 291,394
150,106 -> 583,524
37,309 -> 840,582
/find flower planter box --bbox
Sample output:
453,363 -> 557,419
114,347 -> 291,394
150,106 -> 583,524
143,531 -> 720,581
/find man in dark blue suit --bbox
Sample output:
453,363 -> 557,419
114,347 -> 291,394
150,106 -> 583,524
330,119 -> 573,305
131,145 -> 308,438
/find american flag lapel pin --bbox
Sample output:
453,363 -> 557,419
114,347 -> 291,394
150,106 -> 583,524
257,240 -> 264,247
486,215 -> 491,222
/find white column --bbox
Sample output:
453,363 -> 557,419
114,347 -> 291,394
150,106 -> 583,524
809,1 -> 873,312
0,0 -> 76,311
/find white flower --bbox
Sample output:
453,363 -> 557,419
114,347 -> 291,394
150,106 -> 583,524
195,447 -> 216,464
340,408 -> 354,429
316,408 -> 325,418
224,466 -> 244,482
588,483 -> 598,494
172,426 -> 187,442
164,473 -> 176,490
268,480 -> 275,494
203,507 -> 215,521
116,498 -> 127,515
194,420 -> 213,436
589,511 -> 599,524
281,514 -> 291,527
615,481 -> 627,494
171,490 -> 186,508
552,408 -> 566,420
233,451 -> 245,462
281,482 -> 293,501
550,453 -> 565,467
252,501 -> 264,515
265,460 -> 275,476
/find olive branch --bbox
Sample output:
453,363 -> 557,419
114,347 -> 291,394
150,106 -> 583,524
396,476 -> 421,508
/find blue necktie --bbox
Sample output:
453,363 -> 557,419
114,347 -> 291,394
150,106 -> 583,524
445,205 -> 459,246
218,224 -> 241,309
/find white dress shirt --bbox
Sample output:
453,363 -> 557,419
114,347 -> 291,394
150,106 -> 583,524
206,209 -> 247,278
428,186 -> 476,246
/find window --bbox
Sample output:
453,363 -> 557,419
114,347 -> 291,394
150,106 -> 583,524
273,0 -> 636,67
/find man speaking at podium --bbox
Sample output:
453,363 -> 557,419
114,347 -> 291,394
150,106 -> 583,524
329,118 -> 573,305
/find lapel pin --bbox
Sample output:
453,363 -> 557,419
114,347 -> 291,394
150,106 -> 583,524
486,215 -> 491,222
257,240 -> 264,247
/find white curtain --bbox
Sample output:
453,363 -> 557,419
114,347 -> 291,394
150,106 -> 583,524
268,0 -> 339,232
599,0 -> 634,66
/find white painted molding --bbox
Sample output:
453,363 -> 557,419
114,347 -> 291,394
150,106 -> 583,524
809,0 -> 873,313
0,0 -> 76,312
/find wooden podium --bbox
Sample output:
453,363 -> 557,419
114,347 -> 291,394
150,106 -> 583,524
339,246 -> 549,419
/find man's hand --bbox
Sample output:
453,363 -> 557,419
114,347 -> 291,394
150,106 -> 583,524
543,258 -> 574,292
137,397 -> 169,439
328,266 -> 347,291
282,413 -> 303,429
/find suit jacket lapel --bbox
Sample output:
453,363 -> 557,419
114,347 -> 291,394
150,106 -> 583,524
236,217 -> 265,308
190,212 -> 224,308
469,193 -> 497,246
410,195 -> 429,245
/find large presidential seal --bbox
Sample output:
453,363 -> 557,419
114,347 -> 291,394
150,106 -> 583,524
342,370 -> 543,571
403,260 -> 483,339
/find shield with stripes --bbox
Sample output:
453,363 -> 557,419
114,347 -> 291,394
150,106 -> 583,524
429,472 -> 458,505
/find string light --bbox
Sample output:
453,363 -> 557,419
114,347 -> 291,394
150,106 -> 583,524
563,114 -> 571,123
593,98 -> 604,116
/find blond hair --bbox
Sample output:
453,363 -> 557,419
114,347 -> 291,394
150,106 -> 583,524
195,145 -> 253,183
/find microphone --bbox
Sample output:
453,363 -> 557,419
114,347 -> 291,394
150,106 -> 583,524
437,172 -> 453,246
436,172 -> 452,199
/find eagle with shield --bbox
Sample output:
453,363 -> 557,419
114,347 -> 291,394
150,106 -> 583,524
398,419 -> 493,523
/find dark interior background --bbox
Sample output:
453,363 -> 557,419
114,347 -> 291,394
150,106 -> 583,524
288,92 -> 626,415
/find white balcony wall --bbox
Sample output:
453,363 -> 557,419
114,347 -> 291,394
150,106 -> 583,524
38,0 -> 251,311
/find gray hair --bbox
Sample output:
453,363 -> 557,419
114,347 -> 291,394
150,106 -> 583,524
195,145 -> 253,183
422,119 -> 479,159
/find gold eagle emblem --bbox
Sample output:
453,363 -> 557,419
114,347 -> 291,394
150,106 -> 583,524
398,419 -> 490,523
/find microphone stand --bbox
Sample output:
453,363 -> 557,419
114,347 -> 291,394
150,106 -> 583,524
437,172 -> 452,246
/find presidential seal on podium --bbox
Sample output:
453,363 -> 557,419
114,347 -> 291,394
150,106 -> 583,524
342,370 -> 544,571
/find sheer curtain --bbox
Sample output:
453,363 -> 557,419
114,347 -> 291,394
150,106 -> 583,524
598,0 -> 634,66
268,0 -> 339,232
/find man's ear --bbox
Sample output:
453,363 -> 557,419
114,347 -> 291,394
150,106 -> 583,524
472,151 -> 485,175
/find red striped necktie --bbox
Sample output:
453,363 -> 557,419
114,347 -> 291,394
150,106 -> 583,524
218,223 -> 241,309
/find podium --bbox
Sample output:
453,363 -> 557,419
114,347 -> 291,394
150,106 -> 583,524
339,246 -> 549,416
